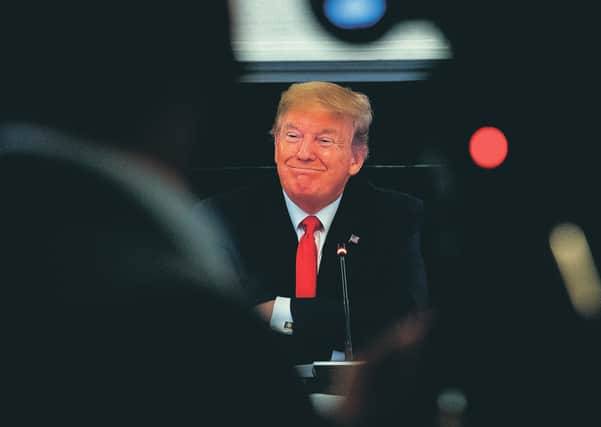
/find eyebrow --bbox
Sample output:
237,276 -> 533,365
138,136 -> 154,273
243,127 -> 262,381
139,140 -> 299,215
283,124 -> 338,135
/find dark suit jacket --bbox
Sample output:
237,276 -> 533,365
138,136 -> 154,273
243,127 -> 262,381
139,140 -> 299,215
203,172 -> 428,364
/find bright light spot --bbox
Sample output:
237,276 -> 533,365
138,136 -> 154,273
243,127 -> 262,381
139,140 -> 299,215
549,223 -> 601,318
323,0 -> 387,30
469,126 -> 508,169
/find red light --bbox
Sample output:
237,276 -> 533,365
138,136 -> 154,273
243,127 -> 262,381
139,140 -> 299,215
469,126 -> 508,169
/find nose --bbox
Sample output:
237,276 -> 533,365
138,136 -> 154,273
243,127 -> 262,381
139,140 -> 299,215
296,138 -> 316,161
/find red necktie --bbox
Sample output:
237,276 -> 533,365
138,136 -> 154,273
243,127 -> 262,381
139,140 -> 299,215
296,216 -> 321,298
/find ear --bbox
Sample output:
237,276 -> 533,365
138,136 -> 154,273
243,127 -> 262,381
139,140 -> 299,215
273,133 -> 281,164
349,145 -> 367,176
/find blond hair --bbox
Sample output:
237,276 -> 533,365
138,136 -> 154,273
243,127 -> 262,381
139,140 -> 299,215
271,81 -> 373,151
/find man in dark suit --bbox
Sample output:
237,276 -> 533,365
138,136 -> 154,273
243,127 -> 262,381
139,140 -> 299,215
205,81 -> 428,364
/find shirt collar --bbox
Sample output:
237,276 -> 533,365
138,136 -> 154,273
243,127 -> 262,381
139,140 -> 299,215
282,190 -> 342,234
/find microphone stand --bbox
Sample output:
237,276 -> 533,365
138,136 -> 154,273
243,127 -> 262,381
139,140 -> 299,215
337,243 -> 353,361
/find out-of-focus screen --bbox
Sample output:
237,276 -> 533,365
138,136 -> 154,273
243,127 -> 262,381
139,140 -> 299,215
229,0 -> 451,82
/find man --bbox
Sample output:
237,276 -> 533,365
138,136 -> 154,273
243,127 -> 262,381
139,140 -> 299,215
204,81 -> 428,364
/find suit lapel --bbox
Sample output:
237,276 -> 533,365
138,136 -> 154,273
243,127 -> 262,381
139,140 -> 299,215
318,177 -> 370,298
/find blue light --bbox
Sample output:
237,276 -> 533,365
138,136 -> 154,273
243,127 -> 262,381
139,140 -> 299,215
323,0 -> 387,30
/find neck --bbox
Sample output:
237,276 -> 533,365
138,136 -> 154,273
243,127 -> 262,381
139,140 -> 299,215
298,203 -> 323,215
289,194 -> 340,215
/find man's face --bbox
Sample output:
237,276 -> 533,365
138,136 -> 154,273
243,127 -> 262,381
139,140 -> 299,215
274,103 -> 366,213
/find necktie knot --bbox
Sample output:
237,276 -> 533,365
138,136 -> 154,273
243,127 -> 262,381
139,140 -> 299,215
301,215 -> 321,235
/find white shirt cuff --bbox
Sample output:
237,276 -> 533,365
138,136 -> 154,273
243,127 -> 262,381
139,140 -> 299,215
269,296 -> 293,335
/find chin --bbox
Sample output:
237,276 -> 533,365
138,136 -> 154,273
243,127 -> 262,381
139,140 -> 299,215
288,179 -> 314,193
290,190 -> 313,203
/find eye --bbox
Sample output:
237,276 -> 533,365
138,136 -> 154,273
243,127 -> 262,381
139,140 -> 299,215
318,137 -> 334,145
286,132 -> 300,141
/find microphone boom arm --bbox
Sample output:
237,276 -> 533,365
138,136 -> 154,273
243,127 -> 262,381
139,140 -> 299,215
337,243 -> 353,361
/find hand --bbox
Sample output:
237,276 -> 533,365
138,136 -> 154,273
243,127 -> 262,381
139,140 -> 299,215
255,300 -> 276,322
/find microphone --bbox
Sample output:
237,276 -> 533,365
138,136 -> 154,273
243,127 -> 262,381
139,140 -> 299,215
337,243 -> 353,361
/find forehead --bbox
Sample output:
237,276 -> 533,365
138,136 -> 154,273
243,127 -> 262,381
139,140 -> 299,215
281,104 -> 354,134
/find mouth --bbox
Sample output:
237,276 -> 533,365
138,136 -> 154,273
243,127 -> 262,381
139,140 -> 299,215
286,165 -> 326,172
